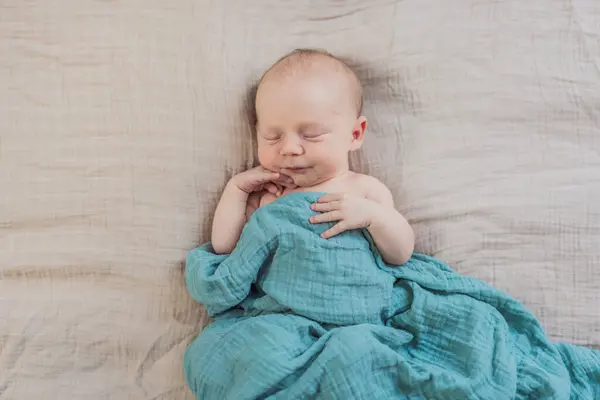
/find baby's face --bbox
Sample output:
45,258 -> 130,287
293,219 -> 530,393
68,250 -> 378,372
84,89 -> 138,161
255,72 -> 365,187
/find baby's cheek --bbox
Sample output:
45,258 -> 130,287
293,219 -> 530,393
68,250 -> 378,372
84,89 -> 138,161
257,148 -> 277,169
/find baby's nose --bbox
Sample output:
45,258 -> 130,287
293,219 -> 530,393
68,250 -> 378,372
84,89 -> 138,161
279,135 -> 304,156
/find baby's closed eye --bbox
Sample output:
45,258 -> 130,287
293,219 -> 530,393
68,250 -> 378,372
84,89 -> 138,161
263,133 -> 282,141
301,130 -> 328,140
299,123 -> 329,139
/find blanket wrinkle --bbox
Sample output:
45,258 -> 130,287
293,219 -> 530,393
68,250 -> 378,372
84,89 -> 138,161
185,192 -> 600,399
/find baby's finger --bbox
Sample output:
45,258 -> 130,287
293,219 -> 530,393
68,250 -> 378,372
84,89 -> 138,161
253,171 -> 280,184
274,177 -> 294,186
321,221 -> 348,239
310,201 -> 340,212
274,177 -> 297,188
310,211 -> 343,224
264,182 -> 280,195
265,182 -> 283,197
279,172 -> 294,180
279,182 -> 298,189
317,193 -> 343,203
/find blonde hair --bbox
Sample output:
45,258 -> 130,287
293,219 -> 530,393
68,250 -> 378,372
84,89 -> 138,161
256,48 -> 363,117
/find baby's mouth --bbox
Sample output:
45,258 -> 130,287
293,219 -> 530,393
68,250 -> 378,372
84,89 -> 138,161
281,167 -> 310,174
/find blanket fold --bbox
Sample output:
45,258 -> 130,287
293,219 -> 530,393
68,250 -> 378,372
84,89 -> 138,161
185,192 -> 600,399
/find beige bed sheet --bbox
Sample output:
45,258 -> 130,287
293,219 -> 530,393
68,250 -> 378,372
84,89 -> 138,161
1,0 -> 599,398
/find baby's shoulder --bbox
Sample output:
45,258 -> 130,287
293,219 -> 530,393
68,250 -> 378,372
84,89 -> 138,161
348,173 -> 394,206
347,172 -> 387,192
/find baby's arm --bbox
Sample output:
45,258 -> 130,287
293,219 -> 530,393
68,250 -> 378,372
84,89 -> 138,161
211,167 -> 292,254
310,177 -> 414,264
365,181 -> 415,265
210,182 -> 252,254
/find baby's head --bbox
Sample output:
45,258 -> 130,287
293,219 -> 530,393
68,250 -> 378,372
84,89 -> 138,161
254,49 -> 366,187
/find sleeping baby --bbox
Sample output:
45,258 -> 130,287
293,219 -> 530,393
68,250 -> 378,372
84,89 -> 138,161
210,48 -> 415,265
184,49 -> 600,400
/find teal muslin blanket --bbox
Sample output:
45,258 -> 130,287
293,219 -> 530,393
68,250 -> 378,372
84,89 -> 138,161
185,192 -> 600,399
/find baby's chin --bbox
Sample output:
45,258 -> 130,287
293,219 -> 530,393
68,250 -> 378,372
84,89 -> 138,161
283,174 -> 313,188
291,180 -> 315,188
286,177 -> 308,188
289,173 -> 332,189
267,165 -> 335,188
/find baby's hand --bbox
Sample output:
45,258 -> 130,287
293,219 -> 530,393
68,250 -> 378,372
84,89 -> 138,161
231,166 -> 295,196
309,193 -> 380,238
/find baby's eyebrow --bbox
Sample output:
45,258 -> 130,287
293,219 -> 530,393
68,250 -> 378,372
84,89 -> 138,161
257,124 -> 282,134
298,123 -> 327,131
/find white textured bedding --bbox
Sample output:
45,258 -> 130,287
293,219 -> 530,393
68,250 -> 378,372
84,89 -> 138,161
1,0 -> 599,398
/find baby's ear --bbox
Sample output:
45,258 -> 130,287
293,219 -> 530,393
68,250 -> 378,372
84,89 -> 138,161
350,116 -> 367,151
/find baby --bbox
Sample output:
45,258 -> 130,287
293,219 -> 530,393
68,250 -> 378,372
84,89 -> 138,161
211,49 -> 414,265
187,54 -> 600,396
